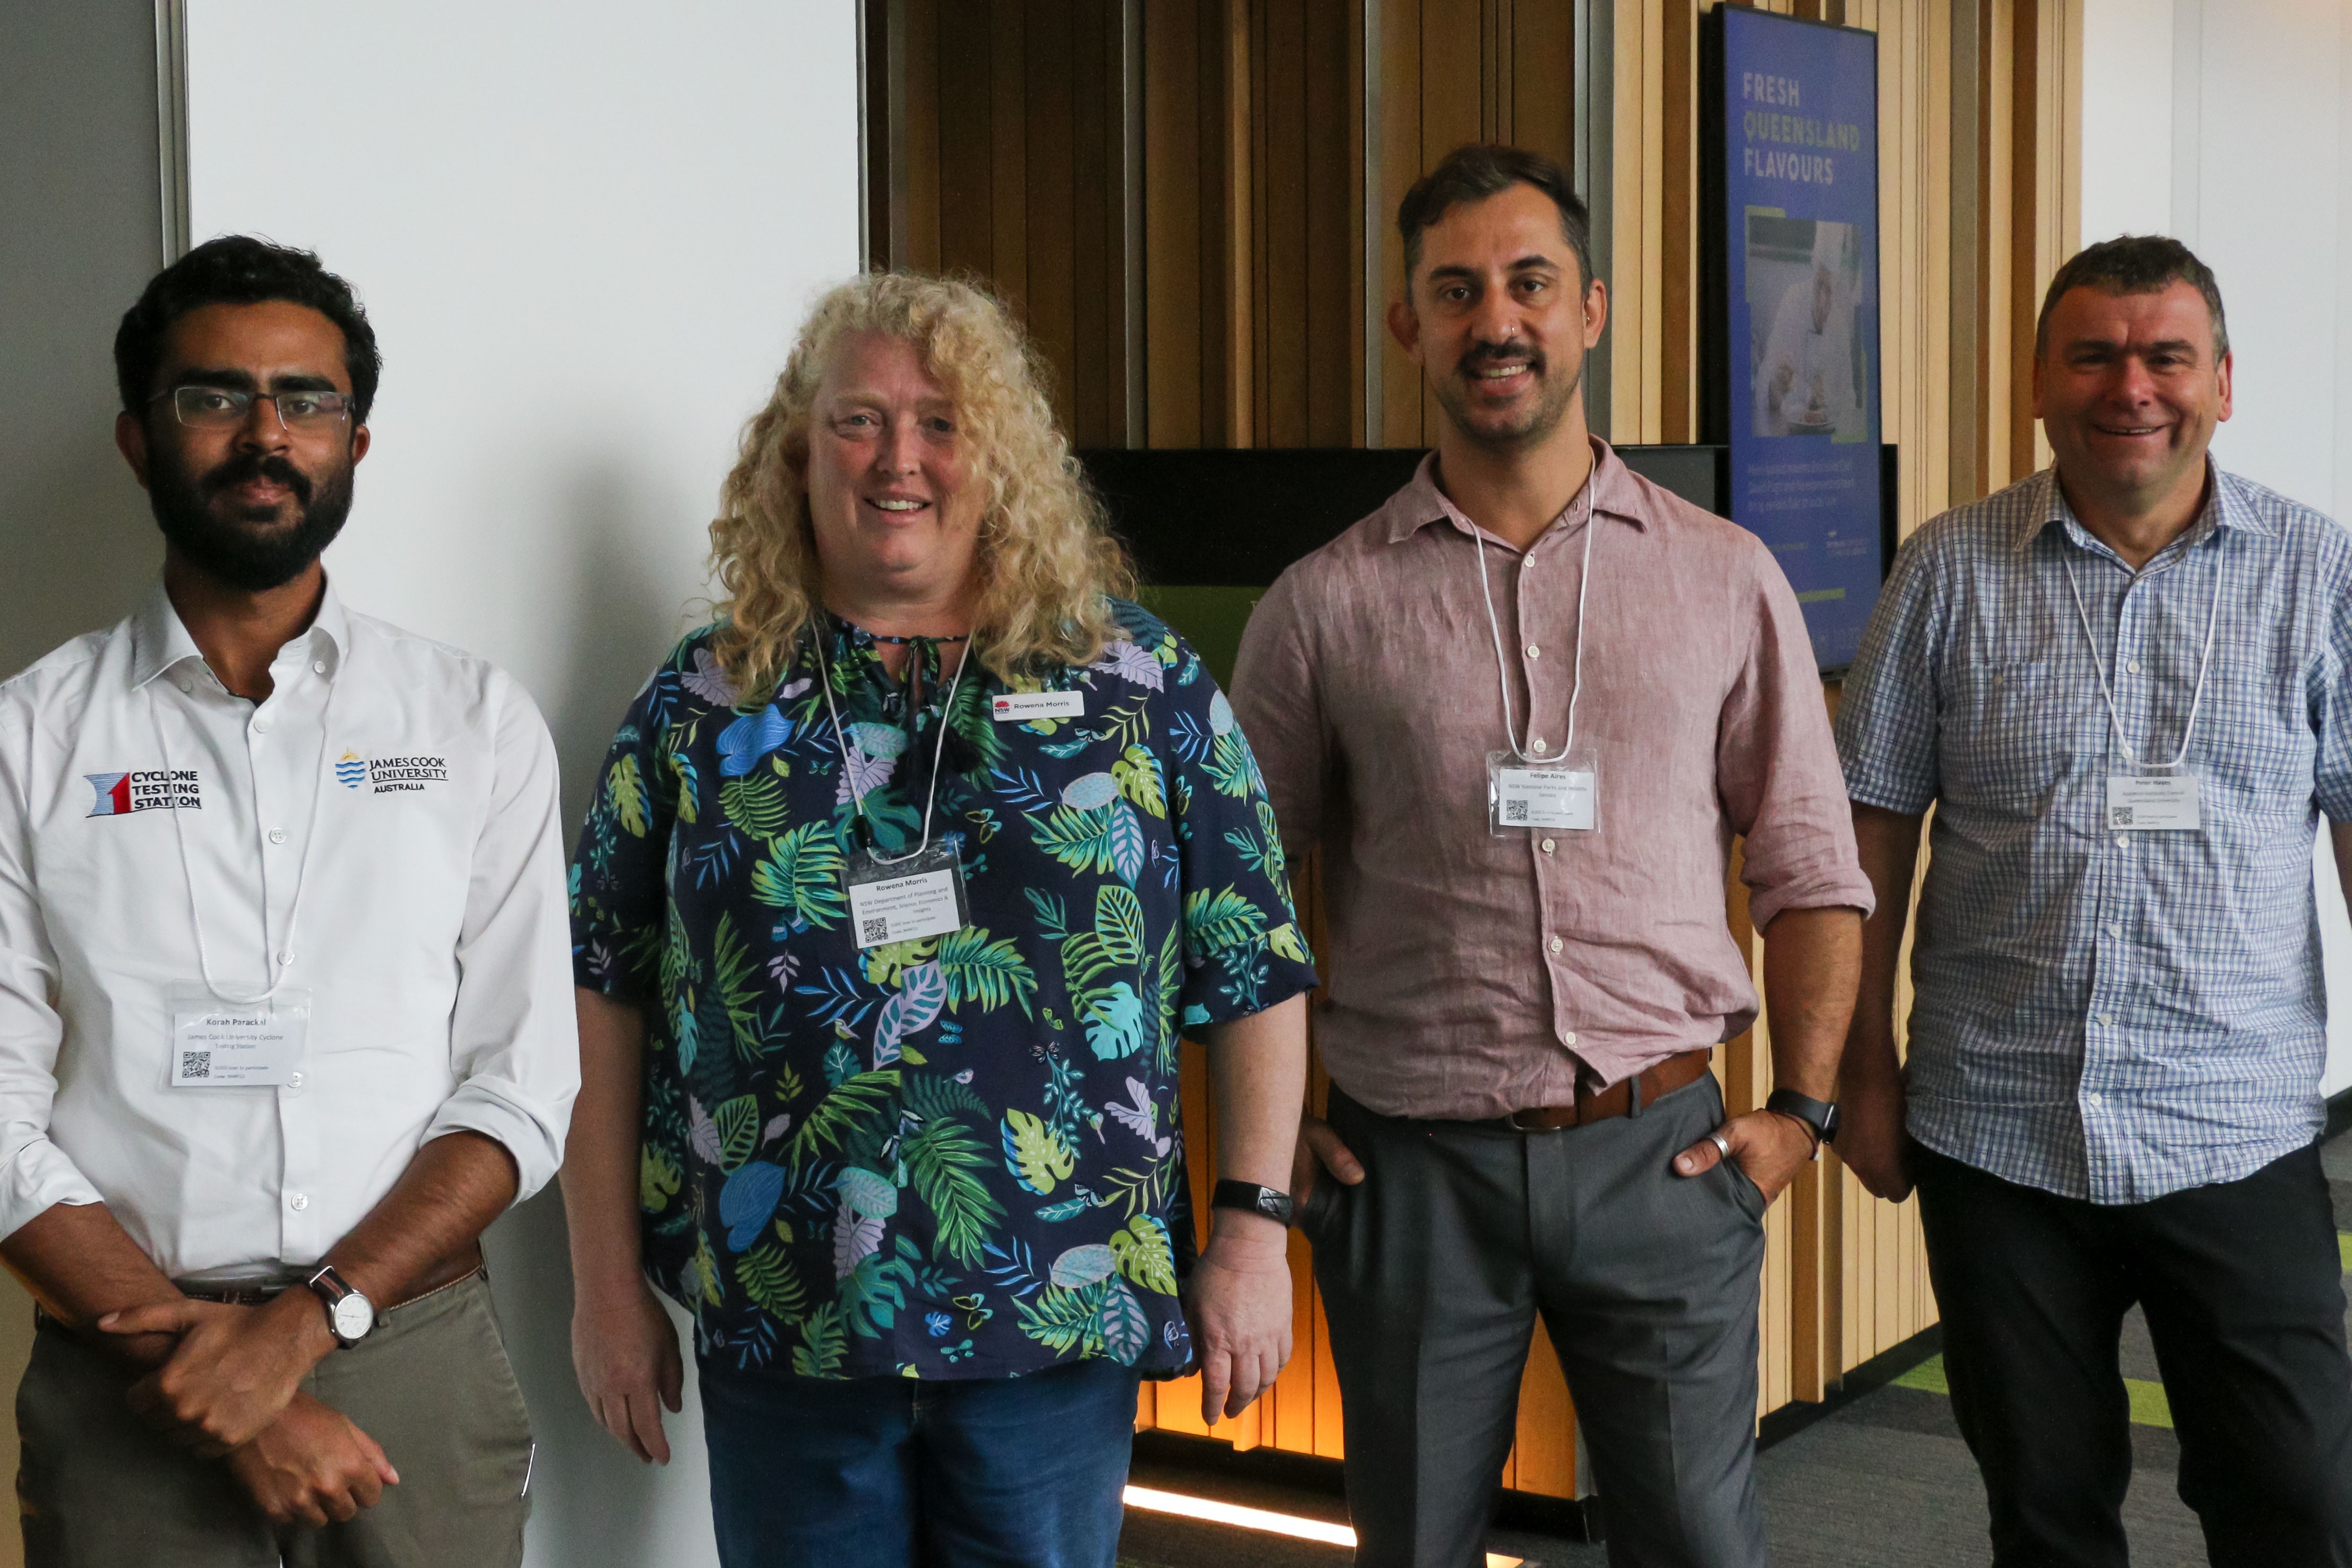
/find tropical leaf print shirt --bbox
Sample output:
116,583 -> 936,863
571,601 -> 1318,1381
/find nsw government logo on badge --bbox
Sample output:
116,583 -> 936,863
85,770 -> 201,817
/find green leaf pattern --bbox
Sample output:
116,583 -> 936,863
567,607 -> 1317,1381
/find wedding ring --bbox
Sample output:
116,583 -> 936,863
1709,1132 -> 1733,1161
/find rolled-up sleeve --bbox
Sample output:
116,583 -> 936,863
2311,541 -> 2352,823
1835,533 -> 1945,816
1228,570 -> 1328,860
1718,547 -> 1877,930
423,671 -> 579,1203
0,702 -> 104,1240
1165,633 -> 1321,1030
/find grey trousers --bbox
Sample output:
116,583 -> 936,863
18,1271 -> 533,1568
1306,1073 -> 1769,1568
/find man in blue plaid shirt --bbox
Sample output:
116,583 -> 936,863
1836,236 -> 2352,1565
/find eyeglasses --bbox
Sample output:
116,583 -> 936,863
153,385 -> 354,431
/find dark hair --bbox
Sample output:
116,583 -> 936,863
114,236 -> 382,423
1398,144 -> 1595,296
2035,235 -> 2228,361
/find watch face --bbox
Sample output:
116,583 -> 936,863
331,1293 -> 374,1342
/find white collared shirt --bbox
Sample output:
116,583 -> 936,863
0,581 -> 578,1279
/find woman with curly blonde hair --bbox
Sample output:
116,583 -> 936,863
558,271 -> 1316,1568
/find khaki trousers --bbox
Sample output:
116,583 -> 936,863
17,1271 -> 533,1568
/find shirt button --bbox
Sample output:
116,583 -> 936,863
313,660 -> 328,675
2097,1012 -> 2115,1026
277,950 -> 295,967
2107,922 -> 2122,937
2126,660 -> 2142,675
1531,737 -> 1548,754
1562,1031 -> 1578,1047
253,717 -> 272,735
288,1072 -> 304,1089
2086,1092 -> 2104,1107
1548,936 -> 1564,955
2113,834 -> 2129,849
177,678 -> 194,694
268,829 -> 288,845
1526,644 -> 1542,659
1541,838 -> 1557,854
289,1193 -> 309,1211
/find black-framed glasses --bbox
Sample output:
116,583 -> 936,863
152,385 -> 354,432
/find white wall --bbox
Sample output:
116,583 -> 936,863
185,7 -> 861,1563
2081,0 -> 2352,1092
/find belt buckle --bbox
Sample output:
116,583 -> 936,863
1503,1106 -> 1573,1134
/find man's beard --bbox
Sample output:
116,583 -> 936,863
1433,340 -> 1583,450
148,446 -> 355,592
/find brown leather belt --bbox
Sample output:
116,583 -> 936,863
1495,1048 -> 1714,1132
176,1244 -> 485,1311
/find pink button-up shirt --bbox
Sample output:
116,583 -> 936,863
1230,441 -> 1874,1120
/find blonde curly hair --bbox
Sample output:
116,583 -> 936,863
708,271 -> 1135,697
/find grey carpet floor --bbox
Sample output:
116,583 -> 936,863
1117,1322 -> 2207,1567
1118,1209 -> 2352,1568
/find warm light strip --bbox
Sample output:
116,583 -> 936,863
1121,1485 -> 1523,1567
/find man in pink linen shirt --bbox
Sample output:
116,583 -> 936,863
1231,144 -> 1872,1568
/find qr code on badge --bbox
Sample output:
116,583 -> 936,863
2112,807 -> 2134,827
861,916 -> 891,944
180,1051 -> 210,1080
1504,798 -> 1530,824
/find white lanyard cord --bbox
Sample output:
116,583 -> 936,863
1474,481 -> 1597,764
2060,537 -> 2225,770
814,624 -> 967,867
147,663 -> 341,1006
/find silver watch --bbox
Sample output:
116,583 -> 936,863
305,1264 -> 376,1347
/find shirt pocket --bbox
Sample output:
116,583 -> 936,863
1941,660 -> 2066,815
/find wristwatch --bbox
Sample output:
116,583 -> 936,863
306,1264 -> 376,1348
1211,1179 -> 1297,1228
1765,1089 -> 1840,1157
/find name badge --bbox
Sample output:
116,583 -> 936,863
993,691 -> 1085,722
2106,769 -> 2201,832
1488,751 -> 1598,834
167,985 -> 309,1088
845,843 -> 970,948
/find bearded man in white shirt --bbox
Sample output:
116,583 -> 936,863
0,236 -> 578,1566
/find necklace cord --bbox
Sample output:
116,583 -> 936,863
1474,480 -> 1597,765
2061,529 -> 2225,769
815,623 -> 967,867
149,652 -> 341,1007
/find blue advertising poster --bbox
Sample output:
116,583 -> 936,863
1716,8 -> 1882,673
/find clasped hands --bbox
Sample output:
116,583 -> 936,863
99,1288 -> 398,1527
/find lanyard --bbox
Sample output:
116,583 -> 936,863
814,624 -> 967,865
2060,534 -> 2225,769
148,659 -> 341,1006
1473,480 -> 1597,763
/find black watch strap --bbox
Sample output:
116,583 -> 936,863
1211,1179 -> 1296,1228
1765,1089 -> 1840,1154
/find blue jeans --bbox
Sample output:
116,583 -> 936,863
698,1358 -> 1143,1568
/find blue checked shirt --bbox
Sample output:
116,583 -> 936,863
1837,464 -> 2352,1204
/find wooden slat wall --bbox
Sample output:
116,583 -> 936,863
1371,1 -> 1580,449
867,0 -> 1131,447
867,0 -> 2081,1501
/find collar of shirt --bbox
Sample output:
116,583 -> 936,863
0,581 -> 576,1279
1377,437 -> 1651,549
2012,460 -> 2280,568
127,577 -> 352,696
